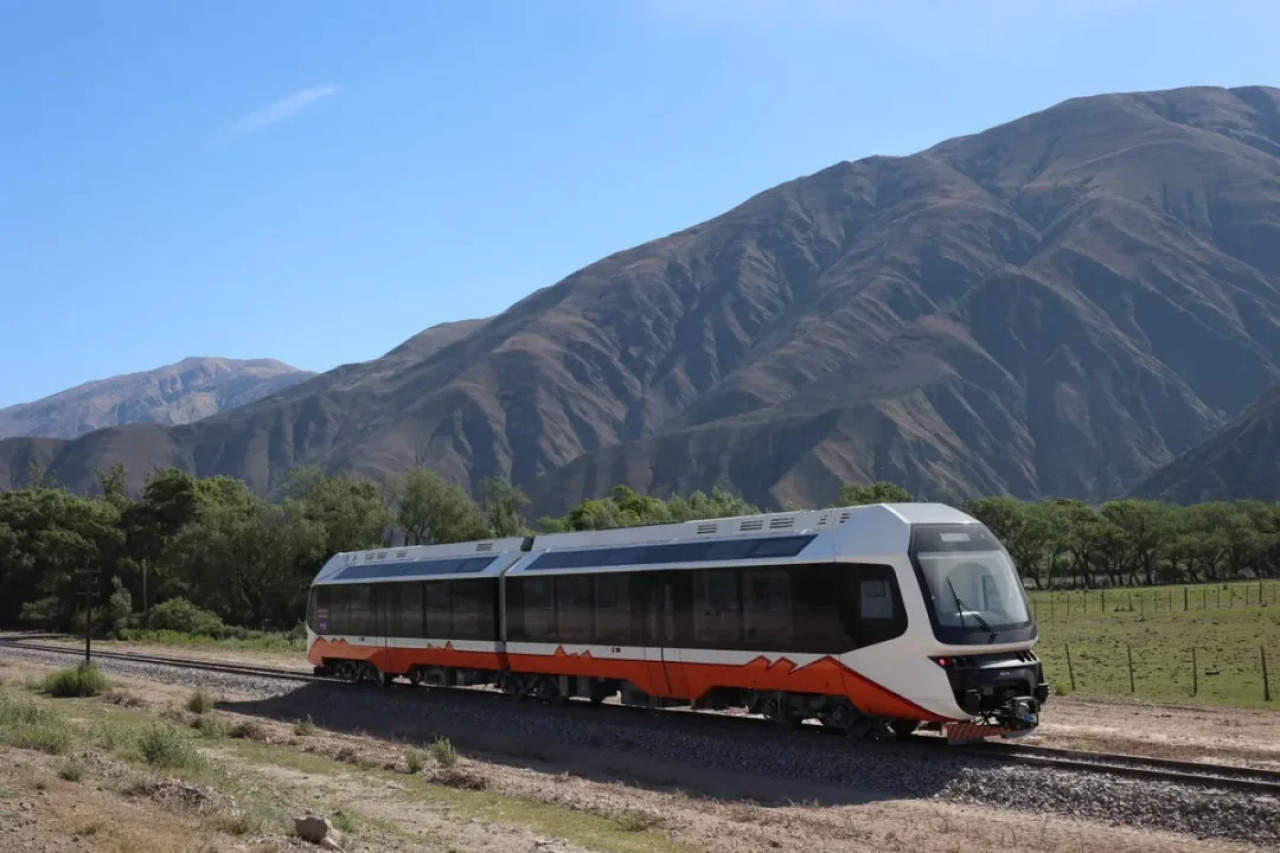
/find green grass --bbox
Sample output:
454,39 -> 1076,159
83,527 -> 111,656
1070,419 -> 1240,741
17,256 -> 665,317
1030,581 -> 1279,709
41,664 -> 108,698
0,690 -> 74,754
116,628 -> 304,653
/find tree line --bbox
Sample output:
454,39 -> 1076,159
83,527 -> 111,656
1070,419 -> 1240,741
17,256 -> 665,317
1,463 -> 1277,633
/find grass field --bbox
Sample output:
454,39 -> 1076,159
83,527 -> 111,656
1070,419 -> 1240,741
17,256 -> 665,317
1028,581 -> 1280,709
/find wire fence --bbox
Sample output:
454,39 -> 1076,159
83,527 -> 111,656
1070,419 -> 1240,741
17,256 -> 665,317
1035,639 -> 1274,705
1027,580 -> 1280,621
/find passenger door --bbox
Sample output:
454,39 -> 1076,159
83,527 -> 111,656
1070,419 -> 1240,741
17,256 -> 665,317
658,573 -> 691,699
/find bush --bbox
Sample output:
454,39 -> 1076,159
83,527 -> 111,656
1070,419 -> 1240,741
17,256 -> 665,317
427,736 -> 458,768
185,689 -> 215,714
330,811 -> 357,833
293,715 -> 316,736
144,598 -> 225,637
58,759 -> 85,782
229,720 -> 268,741
42,664 -> 108,698
19,596 -> 64,631
138,724 -> 203,770
616,810 -> 662,832
433,767 -> 488,790
193,715 -> 229,739
404,747 -> 426,774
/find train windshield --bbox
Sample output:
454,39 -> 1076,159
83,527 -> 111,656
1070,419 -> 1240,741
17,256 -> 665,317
909,523 -> 1032,642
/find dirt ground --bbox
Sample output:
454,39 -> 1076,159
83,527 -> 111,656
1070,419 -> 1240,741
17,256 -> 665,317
1,655 -> 1276,853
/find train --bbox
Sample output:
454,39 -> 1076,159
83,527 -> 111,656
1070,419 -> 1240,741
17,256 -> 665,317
304,502 -> 1049,743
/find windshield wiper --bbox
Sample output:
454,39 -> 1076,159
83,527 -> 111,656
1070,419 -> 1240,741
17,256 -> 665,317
946,578 -> 998,642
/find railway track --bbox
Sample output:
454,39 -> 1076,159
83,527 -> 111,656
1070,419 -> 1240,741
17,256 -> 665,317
5,638 -> 1280,797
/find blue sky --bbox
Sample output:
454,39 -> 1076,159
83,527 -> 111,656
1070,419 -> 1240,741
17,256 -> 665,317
2,1 -> 1278,408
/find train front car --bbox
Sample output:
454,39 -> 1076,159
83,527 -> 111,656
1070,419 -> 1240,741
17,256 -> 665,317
841,503 -> 1049,742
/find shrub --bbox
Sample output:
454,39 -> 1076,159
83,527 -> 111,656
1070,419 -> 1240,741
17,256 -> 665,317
138,724 -> 203,770
229,720 -> 268,741
41,664 -> 108,698
19,596 -> 64,631
330,811 -> 357,833
293,715 -> 316,736
433,767 -> 487,790
404,747 -> 426,774
193,715 -> 229,739
185,689 -> 215,714
427,736 -> 458,768
58,759 -> 85,782
144,598 -> 225,637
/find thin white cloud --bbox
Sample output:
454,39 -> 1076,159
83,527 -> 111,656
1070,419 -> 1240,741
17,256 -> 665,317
215,86 -> 341,143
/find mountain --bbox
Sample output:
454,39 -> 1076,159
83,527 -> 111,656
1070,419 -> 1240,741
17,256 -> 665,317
1132,383 -> 1280,503
3,85 -> 1280,510
0,358 -> 314,441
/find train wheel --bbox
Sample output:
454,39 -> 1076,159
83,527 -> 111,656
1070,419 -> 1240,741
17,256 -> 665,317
369,665 -> 393,688
340,661 -> 361,684
819,700 -> 858,733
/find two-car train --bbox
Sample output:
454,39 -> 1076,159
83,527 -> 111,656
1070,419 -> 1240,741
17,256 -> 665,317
305,502 -> 1049,742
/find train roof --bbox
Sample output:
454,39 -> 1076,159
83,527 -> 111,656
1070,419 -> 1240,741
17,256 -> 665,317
307,503 -> 981,585
311,536 -> 529,585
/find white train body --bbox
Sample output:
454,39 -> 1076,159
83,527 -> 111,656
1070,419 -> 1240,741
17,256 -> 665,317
306,502 -> 1048,738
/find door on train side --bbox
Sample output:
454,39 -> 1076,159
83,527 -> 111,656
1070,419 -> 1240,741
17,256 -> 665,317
640,573 -> 672,698
658,572 -> 691,700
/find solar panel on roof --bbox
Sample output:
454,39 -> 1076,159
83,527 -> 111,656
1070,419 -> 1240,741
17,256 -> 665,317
330,555 -> 496,582
526,534 -> 816,571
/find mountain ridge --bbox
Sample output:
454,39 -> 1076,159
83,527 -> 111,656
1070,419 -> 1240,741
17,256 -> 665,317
3,85 -> 1280,510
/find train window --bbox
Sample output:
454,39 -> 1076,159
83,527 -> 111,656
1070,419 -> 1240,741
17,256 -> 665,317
692,569 -> 740,646
555,575 -> 593,642
423,580 -> 451,637
861,578 -> 893,619
593,574 -> 632,644
335,555 -> 496,581
742,568 -> 792,648
451,579 -> 495,640
508,577 -> 555,641
382,581 -> 423,638
347,584 -> 374,636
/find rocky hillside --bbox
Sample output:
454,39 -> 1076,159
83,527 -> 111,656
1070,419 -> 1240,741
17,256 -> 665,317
3,85 -> 1280,510
0,358 -> 313,440
1133,383 -> 1280,503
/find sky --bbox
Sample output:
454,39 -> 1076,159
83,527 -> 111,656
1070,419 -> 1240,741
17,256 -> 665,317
2,0 -> 1279,408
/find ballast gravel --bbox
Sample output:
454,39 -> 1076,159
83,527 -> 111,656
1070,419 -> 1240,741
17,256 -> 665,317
4,644 -> 1278,847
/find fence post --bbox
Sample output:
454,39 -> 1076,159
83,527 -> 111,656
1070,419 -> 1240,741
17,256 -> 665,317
1184,587 -> 1188,611
1066,643 -> 1077,692
1140,594 -> 1144,617
1264,648 -> 1272,702
1128,591 -> 1133,611
1067,594 -> 1071,617
1127,644 -> 1135,693
1102,589 -> 1106,612
1192,647 -> 1198,696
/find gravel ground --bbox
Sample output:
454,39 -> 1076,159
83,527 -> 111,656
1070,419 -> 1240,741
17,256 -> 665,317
5,645 -> 1279,848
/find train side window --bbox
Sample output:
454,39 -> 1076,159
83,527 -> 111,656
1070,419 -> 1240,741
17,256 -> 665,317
326,585 -> 351,635
451,580 -> 489,641
424,580 -> 451,638
348,584 -> 373,636
383,581 -> 423,638
742,568 -> 792,649
512,577 -> 555,641
692,568 -> 740,647
857,565 -> 908,647
555,574 -> 593,642
593,573 -> 631,645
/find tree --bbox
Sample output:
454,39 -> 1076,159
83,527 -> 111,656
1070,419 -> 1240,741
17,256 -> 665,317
388,468 -> 489,545
119,468 -> 200,611
963,497 -> 1055,588
285,467 -> 390,554
838,481 -> 913,506
480,478 -> 530,538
